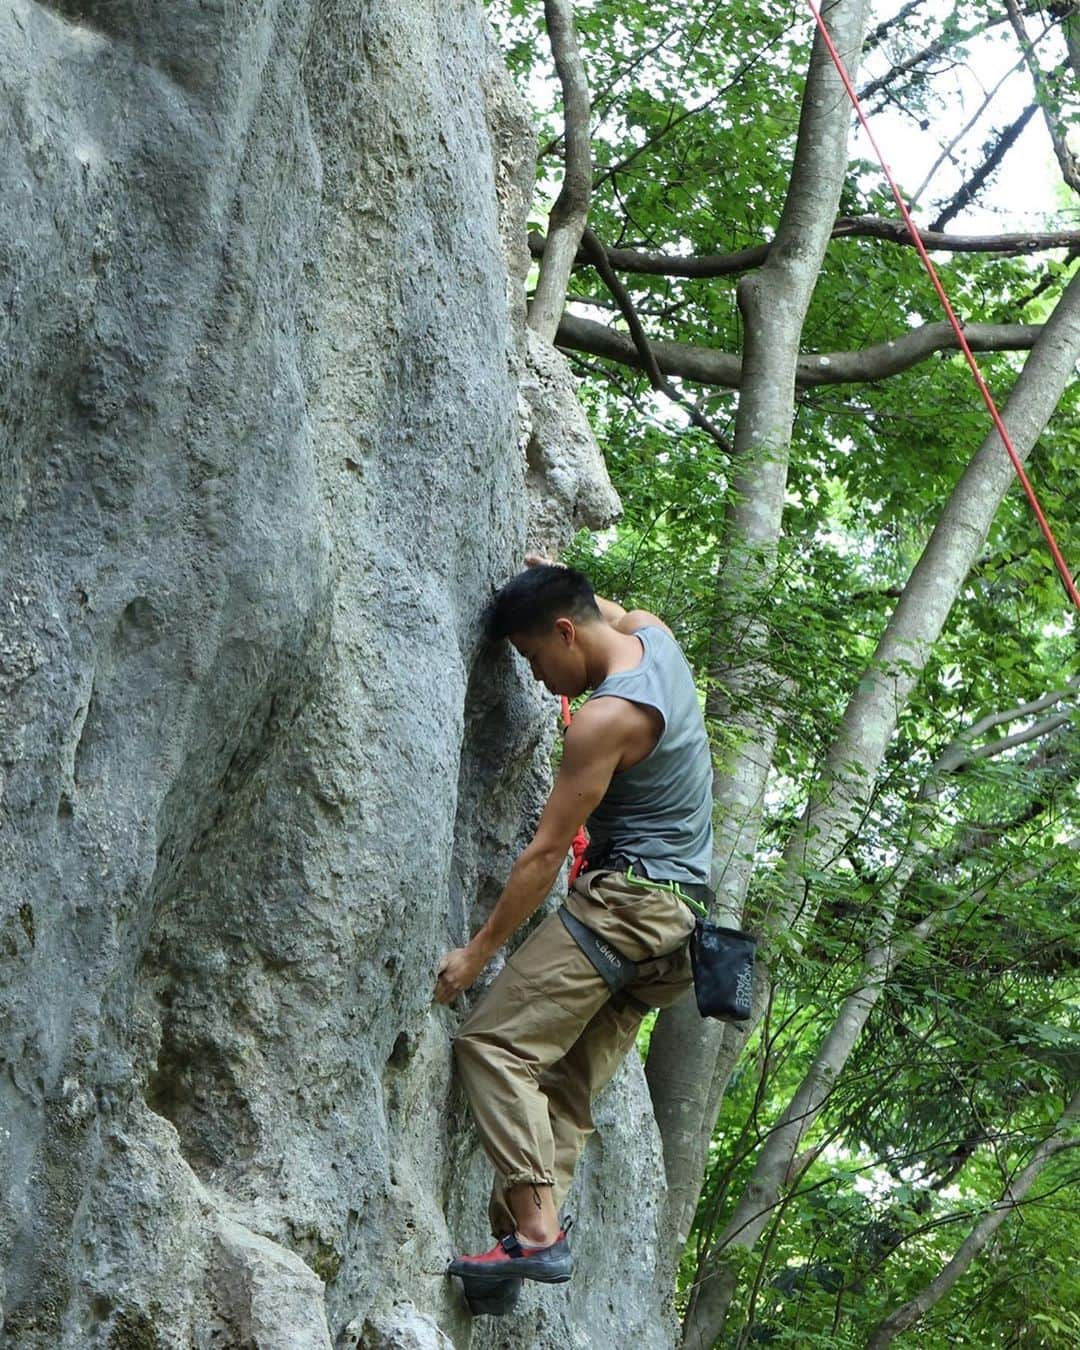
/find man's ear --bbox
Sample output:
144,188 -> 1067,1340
553,617 -> 575,645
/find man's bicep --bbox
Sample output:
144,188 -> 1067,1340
530,729 -> 620,857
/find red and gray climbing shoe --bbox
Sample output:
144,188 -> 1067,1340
448,1228 -> 573,1285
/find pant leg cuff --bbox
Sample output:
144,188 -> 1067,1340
502,1171 -> 556,1188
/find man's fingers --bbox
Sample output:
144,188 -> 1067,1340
434,945 -> 481,1004
434,955 -> 459,1004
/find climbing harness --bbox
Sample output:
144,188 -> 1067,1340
807,0 -> 1080,612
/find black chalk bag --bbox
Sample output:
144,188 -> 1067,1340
689,919 -> 757,1022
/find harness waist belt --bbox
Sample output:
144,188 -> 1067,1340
584,853 -> 715,910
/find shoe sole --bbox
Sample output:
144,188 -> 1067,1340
451,1265 -> 572,1286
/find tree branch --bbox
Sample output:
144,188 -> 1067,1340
528,0 -> 593,344
592,15 -> 796,194
908,47 -> 1033,208
862,0 -> 930,55
1065,4 -> 1080,80
556,312 -> 1042,389
1004,0 -> 1080,197
858,13 -> 1012,106
934,677 -> 1079,773
830,216 -> 1080,255
530,228 -> 771,277
962,678 -> 1079,743
678,700 -> 1074,1348
963,711 -> 1075,762
768,261 -> 1080,966
527,218 -> 1080,280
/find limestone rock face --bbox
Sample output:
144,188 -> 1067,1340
0,2 -> 677,1347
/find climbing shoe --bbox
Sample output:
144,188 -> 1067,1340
461,1273 -> 523,1316
447,1228 -> 573,1286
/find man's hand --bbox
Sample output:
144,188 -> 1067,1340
434,941 -> 489,1005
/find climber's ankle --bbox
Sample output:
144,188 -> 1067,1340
507,1181 -> 560,1246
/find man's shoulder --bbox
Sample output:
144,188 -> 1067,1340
569,693 -> 647,742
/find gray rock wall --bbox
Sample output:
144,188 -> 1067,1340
0,2 -> 671,1347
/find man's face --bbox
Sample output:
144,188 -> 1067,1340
510,619 -> 584,698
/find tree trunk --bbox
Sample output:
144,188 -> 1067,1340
683,754 -> 1074,1348
528,0 -> 593,343
646,0 -> 873,1269
674,261 -> 1080,1335
682,913 -> 902,1348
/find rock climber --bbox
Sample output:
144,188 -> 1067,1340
434,559 -> 713,1304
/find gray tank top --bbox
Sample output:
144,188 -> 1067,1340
584,626 -> 713,885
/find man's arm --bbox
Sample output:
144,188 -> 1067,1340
600,597 -> 673,638
434,701 -> 627,1004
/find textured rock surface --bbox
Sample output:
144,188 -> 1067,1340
0,2 -> 677,1346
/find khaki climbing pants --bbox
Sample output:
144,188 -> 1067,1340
453,868 -> 696,1237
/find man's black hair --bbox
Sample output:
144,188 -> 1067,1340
486,565 -> 602,641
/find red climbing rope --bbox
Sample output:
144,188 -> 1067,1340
561,695 -> 590,883
807,0 -> 1080,612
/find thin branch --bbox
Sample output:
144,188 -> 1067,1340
931,691 -> 1079,778
930,103 -> 1039,231
593,93 -> 724,193
960,676 -> 1080,745
529,228 -> 769,277
862,0 -> 930,55
962,711 -> 1075,762
846,551 -> 1029,603
865,1090 -> 1080,1349
945,747 -> 1079,857
528,0 -> 593,344
580,229 -> 734,452
564,291 -> 695,321
555,311 -> 1042,389
538,9 -> 699,158
565,350 -> 647,407
908,48 -> 1033,208
592,17 -> 795,193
